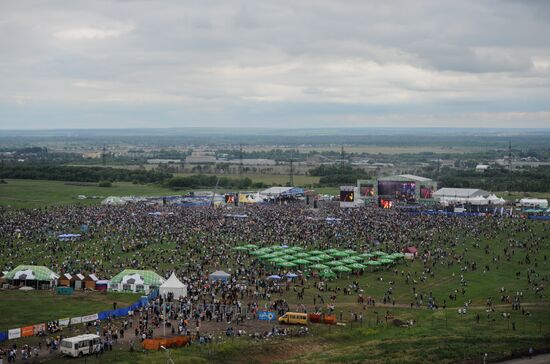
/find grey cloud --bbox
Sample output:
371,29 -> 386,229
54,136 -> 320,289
0,0 -> 549,129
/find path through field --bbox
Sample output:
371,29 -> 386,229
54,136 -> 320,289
497,353 -> 550,364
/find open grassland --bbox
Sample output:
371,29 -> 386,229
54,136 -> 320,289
0,291 -> 138,331
0,179 -> 174,208
0,177 -> 323,209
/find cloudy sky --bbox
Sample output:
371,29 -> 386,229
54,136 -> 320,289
1,0 -> 549,129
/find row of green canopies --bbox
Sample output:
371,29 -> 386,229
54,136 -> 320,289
232,244 -> 405,279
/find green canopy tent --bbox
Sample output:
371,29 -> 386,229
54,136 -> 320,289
378,258 -> 394,264
316,254 -> 333,261
319,269 -> 337,279
244,244 -> 258,249
323,249 -> 339,254
372,251 -> 387,256
5,265 -> 59,289
309,250 -> 324,255
310,263 -> 329,270
348,262 -> 366,270
232,246 -> 248,251
293,252 -> 310,258
268,257 -> 286,263
326,260 -> 344,267
249,250 -> 265,256
292,259 -> 311,265
307,255 -> 325,262
110,269 -> 165,293
366,261 -> 382,266
340,258 -> 358,264
331,251 -> 350,258
280,255 -> 296,261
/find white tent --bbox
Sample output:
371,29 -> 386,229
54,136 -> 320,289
209,270 -> 231,283
487,194 -> 506,205
159,272 -> 187,298
520,198 -> 548,209
469,196 -> 488,205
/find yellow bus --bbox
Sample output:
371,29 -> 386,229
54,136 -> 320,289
278,312 -> 308,325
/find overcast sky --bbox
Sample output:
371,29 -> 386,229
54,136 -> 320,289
1,0 -> 549,129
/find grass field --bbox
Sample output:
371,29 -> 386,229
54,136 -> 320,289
0,179 -> 174,208
0,177 -> 327,209
0,291 -> 138,331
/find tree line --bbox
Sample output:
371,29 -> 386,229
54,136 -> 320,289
309,165 -> 372,186
0,165 -> 171,184
426,166 -> 550,192
164,175 -> 267,190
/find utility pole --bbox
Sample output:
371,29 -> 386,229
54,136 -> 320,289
102,145 -> 107,166
508,140 -> 512,170
239,144 -> 243,177
289,156 -> 294,186
340,144 -> 345,171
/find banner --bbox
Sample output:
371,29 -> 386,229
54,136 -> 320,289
33,323 -> 45,335
98,310 -> 113,321
258,311 -> 276,321
70,317 -> 82,325
58,318 -> 70,327
82,313 -> 98,323
21,326 -> 34,337
8,328 -> 21,340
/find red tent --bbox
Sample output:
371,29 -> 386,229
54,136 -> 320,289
404,247 -> 418,255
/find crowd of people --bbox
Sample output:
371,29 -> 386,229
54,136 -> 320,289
0,200 -> 548,361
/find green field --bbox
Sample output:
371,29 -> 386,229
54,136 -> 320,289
0,291 -> 138,331
0,179 -> 174,208
0,178 -> 327,209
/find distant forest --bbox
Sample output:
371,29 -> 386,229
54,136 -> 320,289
0,165 -> 171,184
427,166 -> 550,192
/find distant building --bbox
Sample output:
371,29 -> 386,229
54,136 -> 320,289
475,164 -> 489,172
185,153 -> 217,164
224,158 -> 277,166
147,159 -> 181,164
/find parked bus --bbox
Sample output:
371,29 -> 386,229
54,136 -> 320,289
278,312 -> 308,325
60,334 -> 101,357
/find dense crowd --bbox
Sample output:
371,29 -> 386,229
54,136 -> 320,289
0,201 -> 549,362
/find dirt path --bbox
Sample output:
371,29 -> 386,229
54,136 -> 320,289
496,353 -> 550,364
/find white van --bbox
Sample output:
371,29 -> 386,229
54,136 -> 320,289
60,334 -> 102,357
